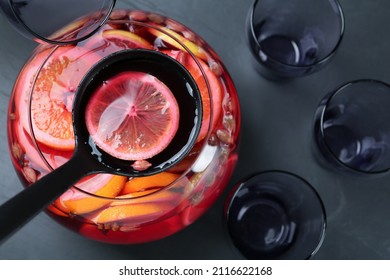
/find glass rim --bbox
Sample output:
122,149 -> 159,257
7,0 -> 117,45
315,79 -> 390,175
25,19 -> 216,199
225,169 -> 327,260
248,0 -> 345,69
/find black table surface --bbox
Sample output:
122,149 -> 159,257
1,0 -> 390,260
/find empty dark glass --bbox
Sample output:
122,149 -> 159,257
0,0 -> 115,44
246,0 -> 344,80
225,171 -> 326,260
314,80 -> 390,174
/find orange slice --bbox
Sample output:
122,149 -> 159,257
148,25 -> 208,61
92,203 -> 171,225
54,174 -> 127,214
163,50 -> 223,141
86,178 -> 192,226
31,45 -> 101,151
102,29 -> 153,49
117,189 -> 161,199
111,189 -> 182,206
122,172 -> 179,194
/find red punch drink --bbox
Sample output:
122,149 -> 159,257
7,10 -> 240,244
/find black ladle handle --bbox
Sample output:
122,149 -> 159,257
0,153 -> 92,244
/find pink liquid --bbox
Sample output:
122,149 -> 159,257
7,10 -> 240,244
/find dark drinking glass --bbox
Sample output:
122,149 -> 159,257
314,80 -> 390,174
225,171 -> 326,260
0,0 -> 115,44
246,0 -> 344,80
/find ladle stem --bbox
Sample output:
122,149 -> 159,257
0,153 -> 92,244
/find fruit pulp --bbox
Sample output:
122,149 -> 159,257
7,10 -> 240,244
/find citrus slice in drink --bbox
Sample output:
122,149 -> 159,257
111,189 -> 181,206
85,71 -> 180,161
86,177 -> 190,226
16,47 -> 66,134
163,50 -> 222,141
82,29 -> 153,55
88,194 -> 173,226
102,29 -> 153,49
91,202 -> 171,225
30,45 -> 101,151
53,174 -> 127,215
121,172 -> 179,194
148,25 -> 208,61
